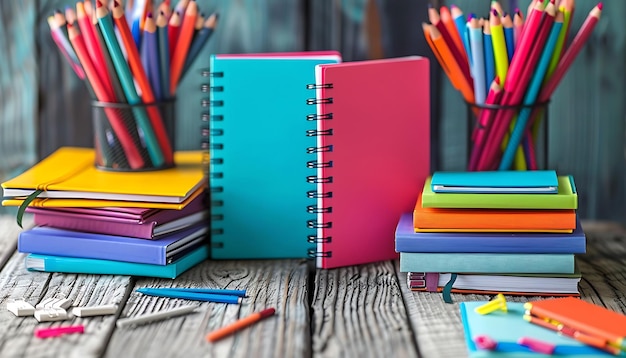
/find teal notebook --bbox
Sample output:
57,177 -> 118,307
24,245 -> 209,279
430,170 -> 558,193
399,252 -> 575,274
208,52 -> 342,259
460,301 -> 613,357
422,176 -> 578,209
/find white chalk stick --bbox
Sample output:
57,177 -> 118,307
34,308 -> 68,322
71,304 -> 118,317
7,300 -> 35,317
116,305 -> 198,328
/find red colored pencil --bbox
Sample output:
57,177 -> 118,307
169,0 -> 198,94
67,23 -> 145,169
469,76 -> 503,171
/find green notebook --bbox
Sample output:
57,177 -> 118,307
421,175 -> 578,209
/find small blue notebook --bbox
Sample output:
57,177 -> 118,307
431,170 -> 558,193
394,213 -> 586,254
460,301 -> 613,357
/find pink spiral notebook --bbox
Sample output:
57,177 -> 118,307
310,56 -> 431,268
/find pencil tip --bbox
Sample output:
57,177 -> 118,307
96,0 -> 103,9
597,2 -> 603,10
492,9 -> 498,16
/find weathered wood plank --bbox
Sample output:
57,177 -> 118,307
105,259 -> 310,358
311,261 -> 418,357
0,216 -> 130,358
0,215 -> 28,269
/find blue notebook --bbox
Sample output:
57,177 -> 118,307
24,245 -> 209,279
18,224 -> 208,265
431,170 -> 558,193
460,301 -> 612,357
395,213 -> 586,254
399,252 -> 575,274
208,52 -> 342,259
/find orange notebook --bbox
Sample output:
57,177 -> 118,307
525,297 -> 626,354
412,194 -> 576,233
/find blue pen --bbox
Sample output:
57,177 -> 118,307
137,287 -> 247,297
498,19 -> 563,170
137,288 -> 243,304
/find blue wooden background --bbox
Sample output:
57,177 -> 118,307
0,0 -> 624,224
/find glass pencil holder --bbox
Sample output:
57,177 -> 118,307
466,100 -> 550,172
92,99 -> 176,172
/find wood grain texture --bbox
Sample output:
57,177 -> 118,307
0,215 -> 130,358
311,261 -> 418,357
105,259 -> 310,358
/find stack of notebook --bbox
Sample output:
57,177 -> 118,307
1,147 -> 209,279
395,170 -> 584,297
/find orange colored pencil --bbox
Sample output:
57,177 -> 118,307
422,23 -> 455,90
206,308 -> 276,342
428,4 -> 472,89
169,0 -> 197,94
111,0 -> 174,164
428,25 -> 475,107
67,22 -> 145,169
439,5 -> 467,63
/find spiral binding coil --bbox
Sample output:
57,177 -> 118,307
306,83 -> 334,259
203,69 -> 226,240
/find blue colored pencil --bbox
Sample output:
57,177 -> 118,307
468,18 -> 486,105
138,287 -> 247,297
450,6 -> 470,68
503,14 -> 515,63
156,11 -> 171,99
143,14 -> 163,101
181,12 -> 218,78
482,21 -> 496,98
137,288 -> 243,304
498,14 -> 564,170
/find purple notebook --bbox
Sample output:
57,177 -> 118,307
27,193 -> 207,239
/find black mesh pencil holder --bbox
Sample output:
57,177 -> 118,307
466,100 -> 550,171
91,99 -> 176,171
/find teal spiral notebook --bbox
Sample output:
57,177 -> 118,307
207,52 -> 342,259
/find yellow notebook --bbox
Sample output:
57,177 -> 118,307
2,147 -> 205,206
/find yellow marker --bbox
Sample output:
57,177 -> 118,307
475,293 -> 508,315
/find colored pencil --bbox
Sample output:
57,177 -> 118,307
501,12 -> 515,62
142,13 -> 162,101
96,0 -> 165,167
181,12 -> 218,78
476,0 -> 552,170
468,18 -> 486,105
77,2 -> 115,99
499,8 -> 564,170
206,308 -> 276,342
490,9 -> 509,83
156,10 -> 171,100
469,76 -> 503,171
67,22 -> 145,169
47,16 -> 85,79
167,11 -> 182,65
450,5 -> 470,65
482,20 -> 495,94
169,0 -> 197,94
110,0 -> 174,165
439,5 -> 467,63
428,4 -> 472,88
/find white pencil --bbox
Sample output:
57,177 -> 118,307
116,305 -> 198,328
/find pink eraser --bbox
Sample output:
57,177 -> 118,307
474,335 -> 497,350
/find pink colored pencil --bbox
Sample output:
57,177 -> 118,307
469,77 -> 502,171
476,1 -> 555,170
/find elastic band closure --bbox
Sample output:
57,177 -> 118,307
16,190 -> 43,228
442,273 -> 458,304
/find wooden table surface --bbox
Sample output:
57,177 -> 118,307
0,215 -> 625,358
